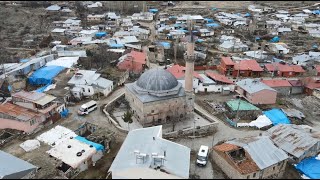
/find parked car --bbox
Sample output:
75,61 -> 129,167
196,145 -> 209,166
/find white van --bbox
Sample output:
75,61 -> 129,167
78,100 -> 98,115
196,145 -> 209,166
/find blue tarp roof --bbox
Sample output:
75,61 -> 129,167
109,44 -> 124,48
196,39 -> 205,43
96,32 -> 107,37
206,23 -> 220,27
157,41 -> 170,49
28,66 -> 65,85
245,12 -> 251,17
312,10 -> 320,15
270,36 -> 280,43
204,18 -> 214,23
295,156 -> 320,179
263,109 -> 290,125
149,8 -> 158,13
20,59 -> 29,63
35,84 -> 51,93
74,136 -> 105,151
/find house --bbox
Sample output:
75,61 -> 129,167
117,50 -> 147,74
11,91 -> 60,123
212,136 -> 288,179
264,63 -> 305,77
79,30 -> 99,37
218,56 -> 235,76
166,64 -> 203,92
303,78 -> 320,95
62,18 -> 81,29
108,125 -> 190,179
243,50 -> 269,61
0,102 -> 46,133
264,124 -> 320,163
266,20 -> 282,29
268,43 -> 290,55
197,74 -> 218,93
288,80 -> 304,94
199,29 -> 214,37
46,4 -> 61,12
131,12 -> 154,21
232,60 -> 264,78
0,150 -> 37,179
217,40 -> 249,53
51,28 -> 66,37
261,79 -> 292,96
87,14 -> 105,22
205,71 -> 235,92
235,79 -> 277,105
68,70 -> 113,98
308,30 -> 320,38
47,136 -> 104,178
225,99 -> 261,120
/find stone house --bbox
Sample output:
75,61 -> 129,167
212,136 -> 288,179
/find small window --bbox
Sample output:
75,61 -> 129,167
247,175 -> 250,179
88,89 -> 91,92
151,110 -> 154,113
273,166 -> 275,170
253,173 -> 256,178
278,162 -> 281,166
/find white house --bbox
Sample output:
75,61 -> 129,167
68,70 -> 113,98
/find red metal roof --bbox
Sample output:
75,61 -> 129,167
221,56 -> 235,66
205,71 -> 234,84
0,102 -> 38,121
305,80 -> 320,90
117,50 -> 146,73
166,64 -> 203,80
261,79 -> 292,87
234,60 -> 263,72
265,63 -> 305,73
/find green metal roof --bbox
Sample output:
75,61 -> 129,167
226,99 -> 260,111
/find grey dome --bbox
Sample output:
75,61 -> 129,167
136,68 -> 179,91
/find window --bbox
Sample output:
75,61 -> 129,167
88,89 -> 90,93
247,175 -> 250,179
151,110 -> 154,113
253,173 -> 256,178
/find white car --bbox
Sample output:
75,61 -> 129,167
196,145 -> 209,166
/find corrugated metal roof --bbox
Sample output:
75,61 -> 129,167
0,103 -> 38,121
12,91 -> 46,102
226,99 -> 260,111
0,150 -> 37,178
265,124 -> 320,159
236,79 -> 276,94
227,136 -> 288,170
34,95 -> 57,106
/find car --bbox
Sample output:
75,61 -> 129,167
196,145 -> 209,166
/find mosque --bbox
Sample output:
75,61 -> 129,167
124,68 -> 188,127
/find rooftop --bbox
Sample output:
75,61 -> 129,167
205,71 -> 234,84
221,56 -> 235,66
12,91 -> 56,106
261,79 -> 292,87
0,150 -> 37,179
226,99 -> 260,111
236,79 -> 276,94
109,126 -> 190,179
234,60 -> 263,72
265,124 -> 320,159
0,103 -> 38,122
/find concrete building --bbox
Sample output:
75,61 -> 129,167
0,150 -> 37,179
265,124 -> 320,163
68,70 -> 113,98
0,102 -> 46,133
108,125 -> 190,179
235,79 -> 277,105
125,68 -> 187,127
212,136 -> 288,179
265,63 -> 305,77
261,79 -> 292,96
12,91 -> 59,123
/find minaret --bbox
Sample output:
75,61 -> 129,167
185,18 -> 195,123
